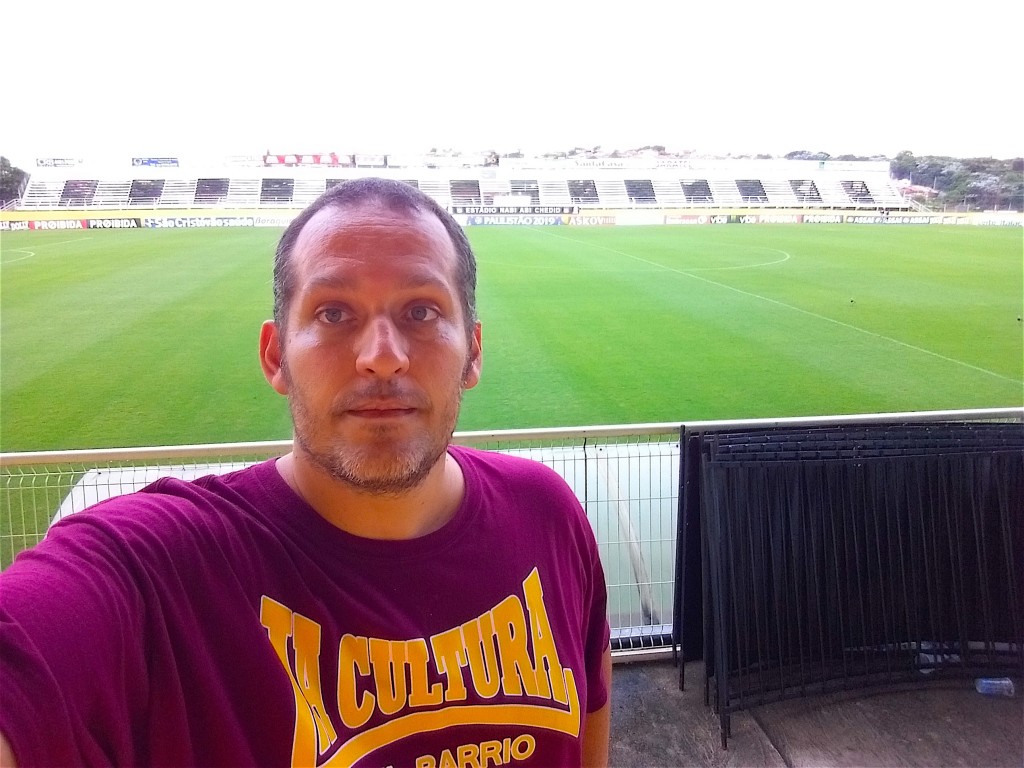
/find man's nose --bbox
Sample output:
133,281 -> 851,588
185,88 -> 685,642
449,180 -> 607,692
355,316 -> 410,377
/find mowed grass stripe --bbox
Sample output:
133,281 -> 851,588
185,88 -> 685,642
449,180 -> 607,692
464,225 -> 1022,428
553,224 -> 1021,378
2,229 -> 289,449
471,227 -> 810,425
533,225 -> 1022,380
473,232 -> 820,425
1,224 -> 1021,451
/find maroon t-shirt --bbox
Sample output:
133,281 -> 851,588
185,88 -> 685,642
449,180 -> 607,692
0,446 -> 609,766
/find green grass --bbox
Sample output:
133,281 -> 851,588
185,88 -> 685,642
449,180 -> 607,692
2,228 -> 289,450
1,224 -> 1022,452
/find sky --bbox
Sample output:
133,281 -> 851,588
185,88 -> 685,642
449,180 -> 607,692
3,0 -> 1021,168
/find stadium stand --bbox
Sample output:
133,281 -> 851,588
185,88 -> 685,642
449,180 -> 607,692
20,179 -> 65,208
128,179 -> 165,207
539,179 -> 572,206
159,179 -> 197,208
59,179 -> 97,207
477,178 -> 504,205
479,176 -> 511,206
510,179 -> 541,205
708,179 -> 743,206
449,179 -> 482,206
11,156 -> 912,212
650,179 -> 687,205
568,179 -> 600,205
625,179 -> 658,205
416,179 -> 452,209
682,179 -> 714,204
817,177 -> 856,207
761,178 -> 799,205
596,179 -> 631,207
291,177 -> 327,206
866,178 -> 906,207
790,179 -> 822,204
225,178 -> 260,207
259,178 -> 294,206
92,180 -> 131,208
735,179 -> 768,204
194,178 -> 229,206
841,179 -> 875,204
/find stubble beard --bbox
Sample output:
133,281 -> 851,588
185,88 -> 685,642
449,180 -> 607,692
283,359 -> 470,497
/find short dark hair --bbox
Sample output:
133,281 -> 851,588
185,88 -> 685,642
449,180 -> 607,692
273,177 -> 477,336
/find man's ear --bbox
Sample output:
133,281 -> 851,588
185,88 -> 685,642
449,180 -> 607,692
463,321 -> 483,390
259,320 -> 290,395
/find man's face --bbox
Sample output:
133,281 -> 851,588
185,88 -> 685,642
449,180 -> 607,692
260,202 -> 482,495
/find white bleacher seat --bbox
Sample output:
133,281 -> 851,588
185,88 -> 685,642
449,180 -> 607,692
417,179 -> 452,209
866,179 -> 906,207
20,180 -> 65,209
817,178 -> 855,207
292,178 -> 327,206
708,179 -> 743,206
480,178 -> 511,206
761,179 -> 800,206
92,181 -> 132,208
651,180 -> 686,206
538,180 -> 571,206
595,179 -> 629,207
225,179 -> 260,207
159,179 -> 198,208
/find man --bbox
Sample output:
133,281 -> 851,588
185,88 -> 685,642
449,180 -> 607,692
0,178 -> 612,767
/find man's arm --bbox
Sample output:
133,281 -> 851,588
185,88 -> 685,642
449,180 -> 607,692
581,645 -> 612,767
0,733 -> 17,768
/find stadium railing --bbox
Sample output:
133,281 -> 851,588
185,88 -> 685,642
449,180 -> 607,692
2,408 -> 1020,663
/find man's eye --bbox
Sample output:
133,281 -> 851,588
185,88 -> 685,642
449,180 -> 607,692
407,305 -> 440,322
317,307 -> 348,324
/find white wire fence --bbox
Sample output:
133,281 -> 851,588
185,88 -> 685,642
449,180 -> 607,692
2,409 -> 1020,658
0,426 -> 682,655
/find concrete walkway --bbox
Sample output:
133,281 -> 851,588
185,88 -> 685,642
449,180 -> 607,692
608,660 -> 1022,767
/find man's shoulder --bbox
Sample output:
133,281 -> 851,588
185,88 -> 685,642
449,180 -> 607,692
450,445 -> 584,520
7,460 -> 284,585
142,458 -> 275,503
450,444 -> 568,485
43,459 -> 280,550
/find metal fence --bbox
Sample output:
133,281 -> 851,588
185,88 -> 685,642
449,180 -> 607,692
687,419 -> 1024,746
2,409 -> 1020,660
0,425 -> 682,656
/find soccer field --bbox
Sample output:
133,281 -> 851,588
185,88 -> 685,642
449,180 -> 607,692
1,224 -> 1021,452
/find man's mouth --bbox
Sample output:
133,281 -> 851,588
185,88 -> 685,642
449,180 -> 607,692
350,408 -> 416,419
346,401 -> 418,419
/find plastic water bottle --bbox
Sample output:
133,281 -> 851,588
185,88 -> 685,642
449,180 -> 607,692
974,678 -> 1016,697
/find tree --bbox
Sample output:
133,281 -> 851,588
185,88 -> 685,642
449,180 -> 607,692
890,150 -> 916,181
785,150 -> 831,161
0,156 -> 28,206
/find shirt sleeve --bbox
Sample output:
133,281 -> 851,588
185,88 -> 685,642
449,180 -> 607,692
533,459 -> 611,714
0,511 -> 150,766
581,514 -> 611,713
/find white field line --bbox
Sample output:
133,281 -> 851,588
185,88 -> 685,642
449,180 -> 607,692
0,237 -> 92,265
534,228 -> 1020,385
1,251 -> 35,264
684,249 -> 791,270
